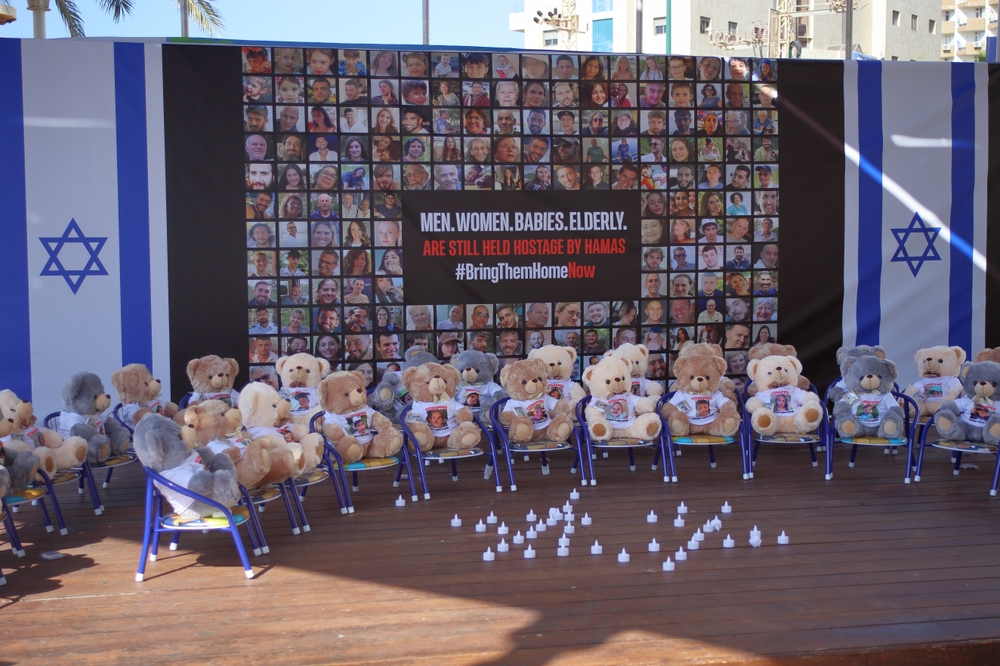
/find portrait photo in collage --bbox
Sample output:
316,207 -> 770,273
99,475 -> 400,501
244,46 -> 779,394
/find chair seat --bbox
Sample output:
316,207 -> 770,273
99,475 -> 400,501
673,435 -> 734,445
755,434 -> 821,444
293,468 -> 331,487
47,470 -> 83,485
932,440 -> 998,454
841,436 -> 907,446
420,448 -> 484,460
3,487 -> 47,506
507,440 -> 572,452
590,438 -> 657,448
330,456 -> 400,471
247,486 -> 283,503
160,506 -> 250,530
81,453 -> 137,470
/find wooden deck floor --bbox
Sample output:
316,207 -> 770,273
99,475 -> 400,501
2,441 -> 1000,665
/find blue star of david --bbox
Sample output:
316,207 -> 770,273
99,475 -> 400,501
890,213 -> 941,277
39,219 -> 109,294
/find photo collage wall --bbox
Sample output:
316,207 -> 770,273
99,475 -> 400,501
243,46 -> 779,394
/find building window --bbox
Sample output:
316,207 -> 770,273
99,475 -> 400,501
700,16 -> 711,34
911,14 -> 918,30
892,10 -> 900,26
543,30 -> 559,47
654,17 -> 666,35
592,0 -> 613,12
728,21 -> 738,34
592,18 -> 613,52
890,55 -> 899,60
929,19 -> 936,34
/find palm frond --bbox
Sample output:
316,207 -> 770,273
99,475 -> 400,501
97,0 -> 135,23
53,0 -> 86,37
176,0 -> 225,36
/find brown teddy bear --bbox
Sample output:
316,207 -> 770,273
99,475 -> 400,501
660,355 -> 740,437
185,355 -> 242,408
671,343 -> 739,403
581,356 -> 661,441
603,343 -> 664,399
974,348 -> 1000,364
277,353 -> 330,427
179,400 -> 276,489
317,371 -> 403,463
498,358 -> 574,443
744,355 -> 823,436
745,343 -> 811,396
111,364 -> 179,427
904,346 -> 966,418
238,383 -> 323,479
527,345 -> 586,415
0,389 -> 87,472
401,362 -> 481,452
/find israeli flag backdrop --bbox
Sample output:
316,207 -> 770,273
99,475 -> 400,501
0,38 -> 170,414
842,61 -> 988,387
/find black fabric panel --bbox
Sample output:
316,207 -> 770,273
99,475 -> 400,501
163,45 -> 248,401
777,60 -> 846,390
986,65 -> 1000,350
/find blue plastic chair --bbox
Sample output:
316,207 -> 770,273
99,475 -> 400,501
136,466 -> 259,581
177,393 -> 194,409
487,397 -> 586,492
1,506 -> 26,585
909,412 -> 1000,495
742,382 -> 826,479
574,396 -> 668,486
396,404 -> 501,498
309,411 -> 398,513
4,471 -> 68,537
655,391 -> 747,481
824,391 -> 918,482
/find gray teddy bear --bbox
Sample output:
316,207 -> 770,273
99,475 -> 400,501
134,413 -> 240,519
933,361 -> 1000,445
450,350 -> 507,416
828,345 -> 888,404
0,448 -> 40,493
60,372 -> 131,464
833,355 -> 905,440
370,345 -> 438,423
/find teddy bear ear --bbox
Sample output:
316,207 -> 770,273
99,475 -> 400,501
500,363 -> 513,386
317,358 -> 332,378
275,356 -> 289,375
186,358 -> 202,383
872,346 -> 887,359
636,344 -> 649,359
783,344 -> 798,357
226,358 -> 240,377
746,358 -> 760,379
673,356 -> 686,377
952,347 -> 967,365
62,373 -> 85,403
442,364 -> 462,384
960,362 -> 972,380
712,356 -> 727,376
527,348 -> 538,359
351,370 -> 367,387
884,358 -> 898,379
485,353 -> 500,376
110,368 -> 124,393
401,366 -> 418,388
581,364 -> 596,388
787,356 -> 803,374
974,348 -> 992,363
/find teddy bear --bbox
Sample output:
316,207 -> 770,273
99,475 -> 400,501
581,357 -> 662,442
450,349 -> 507,416
670,343 -> 739,403
827,345 -> 888,404
401,361 -> 481,452
527,345 -> 586,416
238,383 -> 324,481
660,355 -> 740,438
276,353 -> 330,427
185,355 -> 242,409
370,345 -> 438,424
745,343 -> 812,397
745,356 -> 824,436
0,389 -> 87,472
833,355 -> 906,440
133,413 -> 240,519
975,348 -> 1000,364
933,360 -> 1000,445
179,400 -> 276,489
903,346 -> 966,418
59,372 -> 131,463
0,415 -> 42,490
110,364 -> 179,427
317,371 -> 403,463
603,343 -> 665,399
497,358 -> 574,444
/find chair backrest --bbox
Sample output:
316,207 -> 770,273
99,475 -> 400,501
44,412 -> 60,431
177,393 -> 194,410
892,390 -> 921,438
112,403 -> 134,435
487,396 -> 511,433
142,466 -> 234,518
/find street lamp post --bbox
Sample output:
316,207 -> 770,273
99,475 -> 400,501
27,0 -> 49,39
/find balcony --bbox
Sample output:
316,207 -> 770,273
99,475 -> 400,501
960,0 -> 987,9
942,0 -> 956,9
943,21 -> 956,34
966,17 -> 988,30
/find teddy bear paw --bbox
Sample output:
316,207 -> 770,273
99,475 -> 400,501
669,420 -> 688,437
512,423 -> 533,441
553,422 -> 573,442
721,418 -> 738,436
645,421 -> 661,439
882,420 -> 898,437
935,415 -> 952,432
801,406 -> 820,424
988,422 -> 1000,440
755,412 -> 773,430
840,419 -> 857,437
589,422 -> 608,440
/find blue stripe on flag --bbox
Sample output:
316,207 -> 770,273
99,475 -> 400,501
0,40 -> 32,400
855,61 -> 882,345
114,42 -> 153,369
949,63 -> 975,352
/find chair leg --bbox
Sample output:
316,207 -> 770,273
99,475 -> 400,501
36,472 -> 69,535
286,479 -> 310,532
410,445 -> 429,500
278,484 -> 301,535
651,446 -> 660,470
826,436 -> 834,480
136,482 -> 156,581
104,467 -> 115,488
81,462 -> 105,515
239,486 -> 267,555
990,453 -> 999,496
915,438 -> 928,482
150,497 -> 165,562
849,444 -> 859,467
351,471 -> 359,492
488,434 -> 504,492
169,531 -> 181,551
502,442 -> 518,491
708,445 -> 716,468
809,443 -> 817,467
586,443 -> 598,486
3,510 -> 26,557
540,452 -> 550,475
36,496 -> 55,533
226,516 -> 255,579
450,460 -> 459,482
666,439 -> 678,482
574,432 -> 588,486
953,451 -> 963,476
627,448 -> 635,472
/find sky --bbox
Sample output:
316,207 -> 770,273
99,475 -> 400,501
0,0 -> 526,48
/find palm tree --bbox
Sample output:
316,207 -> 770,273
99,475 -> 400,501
53,0 -> 223,37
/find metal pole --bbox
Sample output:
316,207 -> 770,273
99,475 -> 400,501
27,0 -> 50,39
181,0 -> 189,38
636,0 -> 643,54
422,0 -> 430,45
845,0 -> 853,59
665,0 -> 671,53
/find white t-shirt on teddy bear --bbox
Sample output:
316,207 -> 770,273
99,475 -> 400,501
840,392 -> 898,427
754,387 -> 811,416
246,424 -> 296,443
667,391 -> 731,426
503,395 -> 557,430
909,376 -> 962,403
204,434 -> 251,458
156,450 -> 205,515
630,376 -> 652,397
1,424 -> 43,449
58,411 -> 105,440
324,407 -> 377,445
545,379 -> 578,402
591,393 -> 643,429
280,387 -> 319,416
408,400 -> 461,436
456,381 -> 503,414
119,399 -> 164,426
951,396 -> 997,427
190,389 -> 241,408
